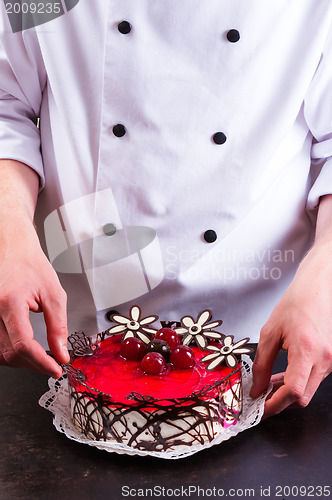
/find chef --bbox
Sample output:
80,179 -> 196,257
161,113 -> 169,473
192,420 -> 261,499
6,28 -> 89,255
0,0 -> 332,417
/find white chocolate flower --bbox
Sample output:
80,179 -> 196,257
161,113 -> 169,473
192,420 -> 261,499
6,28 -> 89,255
201,336 -> 252,369
174,310 -> 223,349
108,306 -> 158,344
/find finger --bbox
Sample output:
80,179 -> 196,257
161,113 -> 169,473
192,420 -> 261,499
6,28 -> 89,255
261,373 -> 286,411
298,365 -> 328,404
3,303 -> 63,378
275,367 -> 325,410
271,372 -> 285,384
263,345 -> 314,417
42,287 -> 70,365
0,319 -> 47,372
269,372 -> 285,393
250,328 -> 281,398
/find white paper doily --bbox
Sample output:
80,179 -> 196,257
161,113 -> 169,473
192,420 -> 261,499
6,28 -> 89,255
39,355 -> 272,460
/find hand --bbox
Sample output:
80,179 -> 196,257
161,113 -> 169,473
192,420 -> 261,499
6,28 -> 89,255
250,243 -> 332,417
0,226 -> 70,378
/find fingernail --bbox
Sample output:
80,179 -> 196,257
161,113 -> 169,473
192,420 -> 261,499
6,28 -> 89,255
62,344 -> 70,362
51,369 -> 62,379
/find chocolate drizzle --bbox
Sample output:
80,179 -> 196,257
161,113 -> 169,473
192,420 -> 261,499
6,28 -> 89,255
68,369 -> 242,452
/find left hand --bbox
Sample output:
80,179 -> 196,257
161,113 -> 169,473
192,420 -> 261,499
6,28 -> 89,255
250,242 -> 332,417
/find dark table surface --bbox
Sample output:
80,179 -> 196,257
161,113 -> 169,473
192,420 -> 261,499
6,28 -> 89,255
0,351 -> 331,500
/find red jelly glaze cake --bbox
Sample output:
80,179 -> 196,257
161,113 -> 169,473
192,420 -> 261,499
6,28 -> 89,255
70,335 -> 240,404
65,308 -> 251,453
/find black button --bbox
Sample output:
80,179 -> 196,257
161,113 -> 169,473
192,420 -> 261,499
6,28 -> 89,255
118,21 -> 132,34
103,223 -> 117,236
105,309 -> 119,322
113,124 -> 126,137
212,132 -> 227,145
227,29 -> 240,43
204,230 -> 217,243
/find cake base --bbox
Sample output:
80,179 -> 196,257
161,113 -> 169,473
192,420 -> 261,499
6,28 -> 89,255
69,376 -> 242,452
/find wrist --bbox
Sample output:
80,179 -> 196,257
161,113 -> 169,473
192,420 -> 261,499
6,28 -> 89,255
0,212 -> 40,262
0,159 -> 39,221
314,194 -> 332,247
297,240 -> 332,288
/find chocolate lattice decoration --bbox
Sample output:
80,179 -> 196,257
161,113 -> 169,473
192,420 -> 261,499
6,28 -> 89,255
68,331 -> 99,358
68,372 -> 242,452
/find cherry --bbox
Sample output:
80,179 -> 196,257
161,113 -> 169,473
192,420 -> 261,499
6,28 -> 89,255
120,337 -> 146,361
155,328 -> 180,350
146,339 -> 171,361
170,345 -> 196,370
141,352 -> 167,375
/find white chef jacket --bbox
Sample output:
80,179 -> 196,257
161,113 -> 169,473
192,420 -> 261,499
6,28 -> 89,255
1,1 -> 332,348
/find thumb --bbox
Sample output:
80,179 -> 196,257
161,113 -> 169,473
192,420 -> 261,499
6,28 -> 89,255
250,329 -> 280,398
42,288 -> 70,364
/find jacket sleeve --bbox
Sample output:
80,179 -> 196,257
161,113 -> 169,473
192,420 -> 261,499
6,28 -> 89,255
305,22 -> 332,213
0,5 -> 46,187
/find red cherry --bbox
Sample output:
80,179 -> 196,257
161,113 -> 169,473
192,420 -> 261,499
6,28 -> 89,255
141,352 -> 167,375
155,328 -> 180,350
120,337 -> 146,361
170,345 -> 196,370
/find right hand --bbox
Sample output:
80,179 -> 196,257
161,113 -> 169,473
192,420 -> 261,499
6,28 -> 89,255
0,225 -> 70,378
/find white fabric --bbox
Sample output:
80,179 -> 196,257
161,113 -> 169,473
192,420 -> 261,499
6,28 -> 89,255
1,1 -> 332,346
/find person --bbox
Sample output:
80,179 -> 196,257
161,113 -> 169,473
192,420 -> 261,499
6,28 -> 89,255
0,1 -> 331,418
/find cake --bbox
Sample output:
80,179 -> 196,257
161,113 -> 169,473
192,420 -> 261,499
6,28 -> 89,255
64,306 -> 252,452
